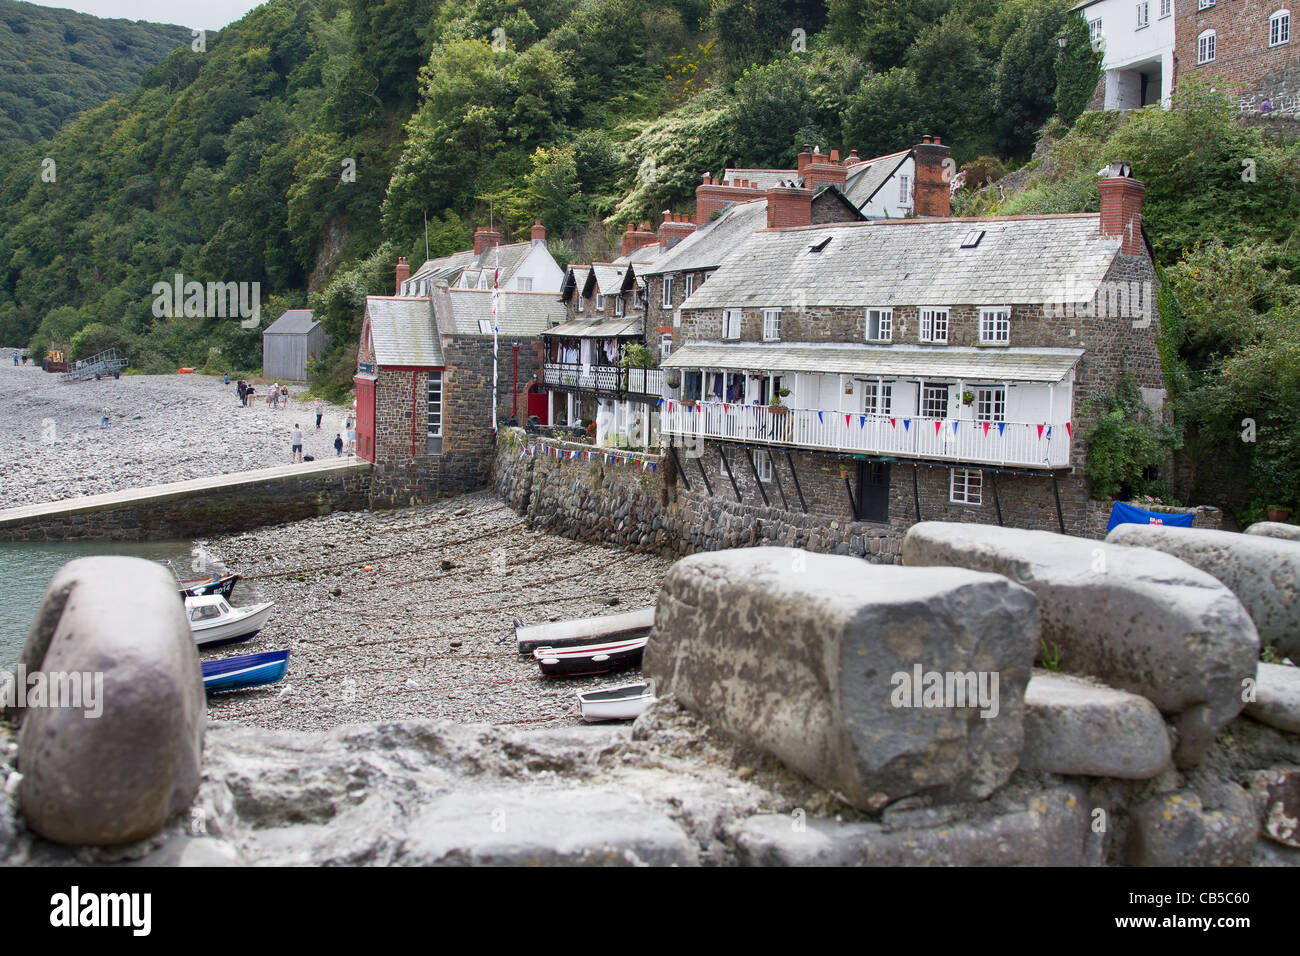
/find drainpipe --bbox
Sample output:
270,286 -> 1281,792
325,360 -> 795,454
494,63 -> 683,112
512,344 -> 519,419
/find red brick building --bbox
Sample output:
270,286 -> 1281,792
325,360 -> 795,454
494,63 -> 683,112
1176,1 -> 1298,112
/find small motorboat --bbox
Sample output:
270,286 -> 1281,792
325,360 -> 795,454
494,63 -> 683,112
533,636 -> 648,677
577,682 -> 656,722
186,594 -> 275,648
177,572 -> 241,601
515,607 -> 653,655
201,650 -> 290,693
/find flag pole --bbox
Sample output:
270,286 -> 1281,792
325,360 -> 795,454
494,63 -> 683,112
491,233 -> 500,440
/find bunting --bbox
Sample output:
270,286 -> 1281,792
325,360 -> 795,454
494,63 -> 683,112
982,421 -> 990,436
903,419 -> 911,431
859,415 -> 866,428
1065,422 -> 1072,439
890,417 -> 896,429
997,422 -> 1006,436
934,420 -> 942,435
1037,424 -> 1045,439
952,421 -> 959,433
845,413 -> 852,428
817,411 -> 824,424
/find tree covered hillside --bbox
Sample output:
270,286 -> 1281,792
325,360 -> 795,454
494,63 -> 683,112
0,0 -> 191,145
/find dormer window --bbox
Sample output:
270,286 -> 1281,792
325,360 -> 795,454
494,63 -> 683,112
476,272 -> 488,289
614,295 -> 624,317
685,274 -> 695,297
577,292 -> 584,312
596,293 -> 605,312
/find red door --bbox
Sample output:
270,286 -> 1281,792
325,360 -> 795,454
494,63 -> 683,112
527,390 -> 550,425
354,376 -> 376,462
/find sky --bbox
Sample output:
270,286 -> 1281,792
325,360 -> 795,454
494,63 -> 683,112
24,0 -> 267,30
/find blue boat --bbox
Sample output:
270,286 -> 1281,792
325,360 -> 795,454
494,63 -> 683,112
201,650 -> 290,693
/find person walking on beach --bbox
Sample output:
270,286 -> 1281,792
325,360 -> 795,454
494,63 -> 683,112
224,373 -> 230,388
334,433 -> 343,456
100,406 -> 110,429
281,385 -> 290,409
291,424 -> 303,463
314,399 -> 323,429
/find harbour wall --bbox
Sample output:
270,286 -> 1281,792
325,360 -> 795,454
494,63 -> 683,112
0,459 -> 372,542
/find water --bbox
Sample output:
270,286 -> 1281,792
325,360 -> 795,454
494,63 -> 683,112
0,540 -> 197,669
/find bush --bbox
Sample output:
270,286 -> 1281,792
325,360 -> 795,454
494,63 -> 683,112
1083,374 -> 1176,500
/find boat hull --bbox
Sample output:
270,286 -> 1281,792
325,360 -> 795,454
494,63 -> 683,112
516,607 -> 654,654
534,637 -> 647,677
191,602 -> 275,648
577,683 -> 655,722
178,574 -> 240,601
202,650 -> 290,693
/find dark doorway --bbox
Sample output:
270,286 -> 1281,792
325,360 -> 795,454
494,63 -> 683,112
856,461 -> 891,522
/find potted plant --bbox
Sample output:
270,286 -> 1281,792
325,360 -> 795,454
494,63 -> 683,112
962,390 -> 975,406
1267,504 -> 1292,523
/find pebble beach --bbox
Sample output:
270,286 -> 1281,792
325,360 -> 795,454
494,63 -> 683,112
0,354 -> 352,508
201,492 -> 673,731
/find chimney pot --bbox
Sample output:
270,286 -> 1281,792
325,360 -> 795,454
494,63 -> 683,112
1098,171 -> 1146,256
531,220 -> 546,245
830,149 -> 840,164
912,136 -> 953,218
395,256 -> 411,295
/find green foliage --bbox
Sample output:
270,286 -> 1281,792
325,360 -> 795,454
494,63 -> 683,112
1052,10 -> 1101,126
0,0 -> 190,147
1082,374 -> 1176,500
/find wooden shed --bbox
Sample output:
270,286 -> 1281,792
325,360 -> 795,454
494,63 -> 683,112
262,310 -> 328,382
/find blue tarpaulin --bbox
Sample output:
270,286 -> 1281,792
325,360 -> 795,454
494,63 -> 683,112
1106,501 -> 1195,533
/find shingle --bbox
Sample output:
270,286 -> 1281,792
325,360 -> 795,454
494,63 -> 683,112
642,200 -> 769,276
436,287 -> 566,336
263,310 -> 318,335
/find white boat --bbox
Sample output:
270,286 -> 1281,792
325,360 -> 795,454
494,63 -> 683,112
515,607 -> 654,655
185,594 -> 275,648
577,682 -> 656,722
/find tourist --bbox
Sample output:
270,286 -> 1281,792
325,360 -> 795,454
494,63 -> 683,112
314,398 -> 323,429
271,385 -> 279,409
334,433 -> 344,456
291,423 -> 303,463
224,373 -> 230,388
100,406 -> 110,429
347,424 -> 356,455
281,384 -> 290,409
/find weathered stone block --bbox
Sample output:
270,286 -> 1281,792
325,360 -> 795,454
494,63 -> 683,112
902,523 -> 1259,767
732,783 -> 1092,866
1022,671 -> 1171,778
1245,663 -> 1300,734
1107,524 -> 1300,659
644,547 -> 1038,811
15,557 -> 205,845
1245,767 -> 1300,848
1246,521 -> 1300,541
1126,782 -> 1256,866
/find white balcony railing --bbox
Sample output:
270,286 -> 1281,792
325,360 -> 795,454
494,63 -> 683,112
661,402 -> 1072,469
543,363 -> 665,397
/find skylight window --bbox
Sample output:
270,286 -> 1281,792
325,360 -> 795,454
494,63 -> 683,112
808,236 -> 833,253
960,229 -> 986,249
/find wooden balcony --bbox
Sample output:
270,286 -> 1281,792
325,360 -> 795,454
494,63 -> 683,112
661,401 -> 1072,469
542,363 -> 665,399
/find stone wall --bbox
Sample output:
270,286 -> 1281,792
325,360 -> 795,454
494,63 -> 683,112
0,461 -> 372,542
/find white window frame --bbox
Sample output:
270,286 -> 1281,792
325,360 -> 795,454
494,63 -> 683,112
978,307 -> 1010,345
1271,10 -> 1291,46
427,371 -> 443,439
921,384 -> 949,419
662,276 -> 673,308
762,308 -> 781,342
756,451 -> 773,483
595,293 -> 605,312
866,307 -> 893,342
634,286 -> 646,310
1136,1 -> 1149,28
863,382 -> 892,417
919,307 -> 949,344
975,386 -> 1006,423
614,295 -> 624,317
685,274 -> 695,298
723,309 -> 742,340
1198,29 -> 1216,63
476,272 -> 488,289
516,277 -> 532,291
950,468 -> 982,505
576,290 -> 584,312
898,174 -> 911,204
1198,0 -> 1214,8
1159,0 -> 1171,17
1089,18 -> 1103,43
659,333 -> 672,362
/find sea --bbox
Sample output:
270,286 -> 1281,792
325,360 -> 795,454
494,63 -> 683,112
0,539 -> 197,669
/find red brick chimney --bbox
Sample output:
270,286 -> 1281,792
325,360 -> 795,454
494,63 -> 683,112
621,222 -> 658,256
797,144 -> 813,177
695,172 -> 767,225
766,185 -> 814,228
530,220 -> 546,245
1098,166 -> 1145,256
845,149 -> 863,167
912,134 -> 953,218
473,225 -> 502,255
658,211 -> 696,249
805,147 -> 847,193
395,256 -> 410,294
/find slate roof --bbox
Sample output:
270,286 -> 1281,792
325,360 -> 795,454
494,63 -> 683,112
661,344 -> 1084,384
365,297 -> 442,367
680,215 -> 1123,309
843,150 -> 912,211
561,266 -> 590,302
264,309 -> 318,334
434,287 -> 565,336
586,263 -> 628,296
409,241 -> 534,287
544,319 -> 642,338
612,243 -> 666,267
641,200 -> 769,276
